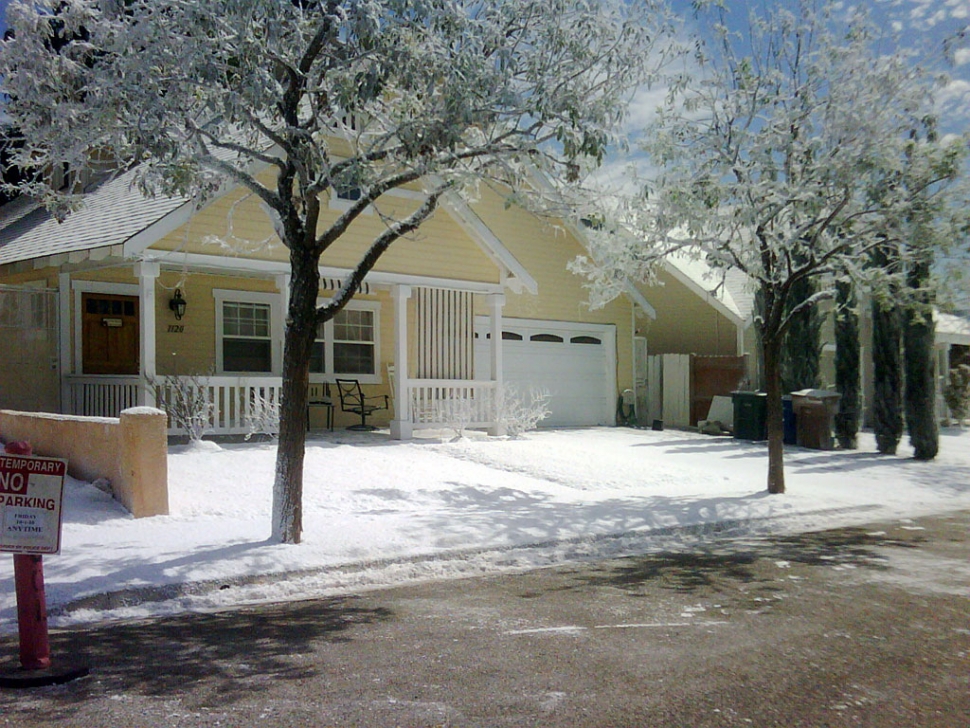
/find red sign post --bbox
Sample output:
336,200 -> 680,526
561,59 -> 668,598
13,554 -> 50,670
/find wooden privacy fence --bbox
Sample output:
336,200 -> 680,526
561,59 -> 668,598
645,354 -> 747,429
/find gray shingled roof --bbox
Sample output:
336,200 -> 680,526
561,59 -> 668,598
0,169 -> 189,266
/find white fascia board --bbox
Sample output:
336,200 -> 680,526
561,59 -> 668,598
147,250 -> 504,294
122,199 -> 199,258
623,281 -> 657,320
439,189 -> 538,295
148,250 -> 288,276
661,259 -> 746,327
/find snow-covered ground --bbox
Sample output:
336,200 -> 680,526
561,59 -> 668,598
2,426 -> 969,630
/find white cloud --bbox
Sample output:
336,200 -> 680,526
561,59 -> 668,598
946,0 -> 970,21
900,0 -> 970,26
620,85 -> 669,135
935,77 -> 970,121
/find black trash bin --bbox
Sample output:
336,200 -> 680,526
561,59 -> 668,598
732,391 -> 767,441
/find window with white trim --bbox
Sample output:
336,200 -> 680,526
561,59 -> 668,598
222,301 -> 272,372
214,290 -> 280,374
310,301 -> 380,382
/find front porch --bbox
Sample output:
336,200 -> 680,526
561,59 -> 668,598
46,253 -> 515,437
65,374 -> 501,436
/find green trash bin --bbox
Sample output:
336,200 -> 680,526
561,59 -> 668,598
732,391 -> 767,441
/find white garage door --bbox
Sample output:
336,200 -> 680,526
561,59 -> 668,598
474,317 -> 616,427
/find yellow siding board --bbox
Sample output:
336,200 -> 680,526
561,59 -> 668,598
148,185 -> 498,284
636,270 -> 738,356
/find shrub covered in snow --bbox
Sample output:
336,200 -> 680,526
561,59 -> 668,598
496,385 -> 551,438
150,372 -> 214,442
244,393 -> 281,441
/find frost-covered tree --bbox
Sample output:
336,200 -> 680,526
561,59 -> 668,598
572,2 -> 968,494
0,0 -> 675,543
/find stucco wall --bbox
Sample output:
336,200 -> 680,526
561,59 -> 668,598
0,407 -> 168,518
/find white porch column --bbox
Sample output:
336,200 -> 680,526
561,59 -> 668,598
488,292 -> 506,436
58,272 -> 72,413
390,284 -> 413,440
134,261 -> 160,405
275,273 -> 291,377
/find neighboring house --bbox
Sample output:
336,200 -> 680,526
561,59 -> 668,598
930,312 -> 970,422
0,168 -> 744,437
668,256 -> 970,427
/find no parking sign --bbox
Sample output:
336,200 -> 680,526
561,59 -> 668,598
0,454 -> 67,555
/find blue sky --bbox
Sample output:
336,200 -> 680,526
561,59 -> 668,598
2,0 -> 969,129
664,1 -> 970,134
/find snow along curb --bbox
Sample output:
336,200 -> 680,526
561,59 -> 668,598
47,503 -> 886,626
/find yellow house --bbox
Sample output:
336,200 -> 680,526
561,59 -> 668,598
0,166 -> 748,436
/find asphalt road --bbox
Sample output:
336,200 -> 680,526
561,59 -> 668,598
1,511 -> 968,727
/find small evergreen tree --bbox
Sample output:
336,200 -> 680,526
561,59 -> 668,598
872,239 -> 904,454
834,280 -> 861,449
781,274 -> 823,393
903,258 -> 939,460
943,364 -> 970,423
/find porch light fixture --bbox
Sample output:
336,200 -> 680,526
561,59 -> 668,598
169,289 -> 187,320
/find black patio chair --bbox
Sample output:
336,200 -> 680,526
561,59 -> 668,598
335,378 -> 389,431
307,382 -> 334,431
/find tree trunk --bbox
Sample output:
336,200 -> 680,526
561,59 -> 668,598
763,334 -> 785,494
903,259 -> 938,460
872,295 -> 903,455
834,280 -> 860,449
271,248 -> 321,544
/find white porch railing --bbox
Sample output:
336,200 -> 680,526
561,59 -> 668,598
67,375 -> 495,435
156,376 -> 283,436
407,379 -> 497,429
66,375 -> 142,418
68,375 -> 283,435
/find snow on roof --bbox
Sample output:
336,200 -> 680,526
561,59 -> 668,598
0,168 -> 190,267
661,252 -> 755,324
935,311 -> 970,345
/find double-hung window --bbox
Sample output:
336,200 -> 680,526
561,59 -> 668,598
214,290 -> 279,374
310,301 -> 380,383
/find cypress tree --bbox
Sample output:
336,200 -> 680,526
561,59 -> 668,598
780,275 -> 823,393
834,280 -> 861,449
872,242 -> 903,454
903,257 -> 939,460
872,308 -> 904,454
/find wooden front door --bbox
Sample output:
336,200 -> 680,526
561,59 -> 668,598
81,293 -> 139,375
